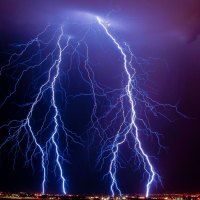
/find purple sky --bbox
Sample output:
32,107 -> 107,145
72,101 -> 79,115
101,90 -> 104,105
0,0 -> 200,195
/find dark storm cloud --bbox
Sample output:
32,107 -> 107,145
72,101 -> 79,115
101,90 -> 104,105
1,0 -> 200,43
0,0 -> 107,30
184,7 -> 200,42
110,0 -> 200,43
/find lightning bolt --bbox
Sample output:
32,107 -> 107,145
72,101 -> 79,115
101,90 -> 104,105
49,25 -> 67,194
0,25 -> 83,194
97,16 -> 156,197
0,15 -> 187,197
96,17 -> 187,198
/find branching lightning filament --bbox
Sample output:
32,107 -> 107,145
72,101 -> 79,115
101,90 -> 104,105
0,16 -> 187,196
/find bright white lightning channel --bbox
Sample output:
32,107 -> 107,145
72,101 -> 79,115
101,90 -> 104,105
0,14 -> 185,197
97,16 -> 156,198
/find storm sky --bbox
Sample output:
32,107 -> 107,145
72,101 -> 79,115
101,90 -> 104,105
0,0 -> 200,195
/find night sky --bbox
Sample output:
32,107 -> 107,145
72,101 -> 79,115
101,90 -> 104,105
0,0 -> 200,195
